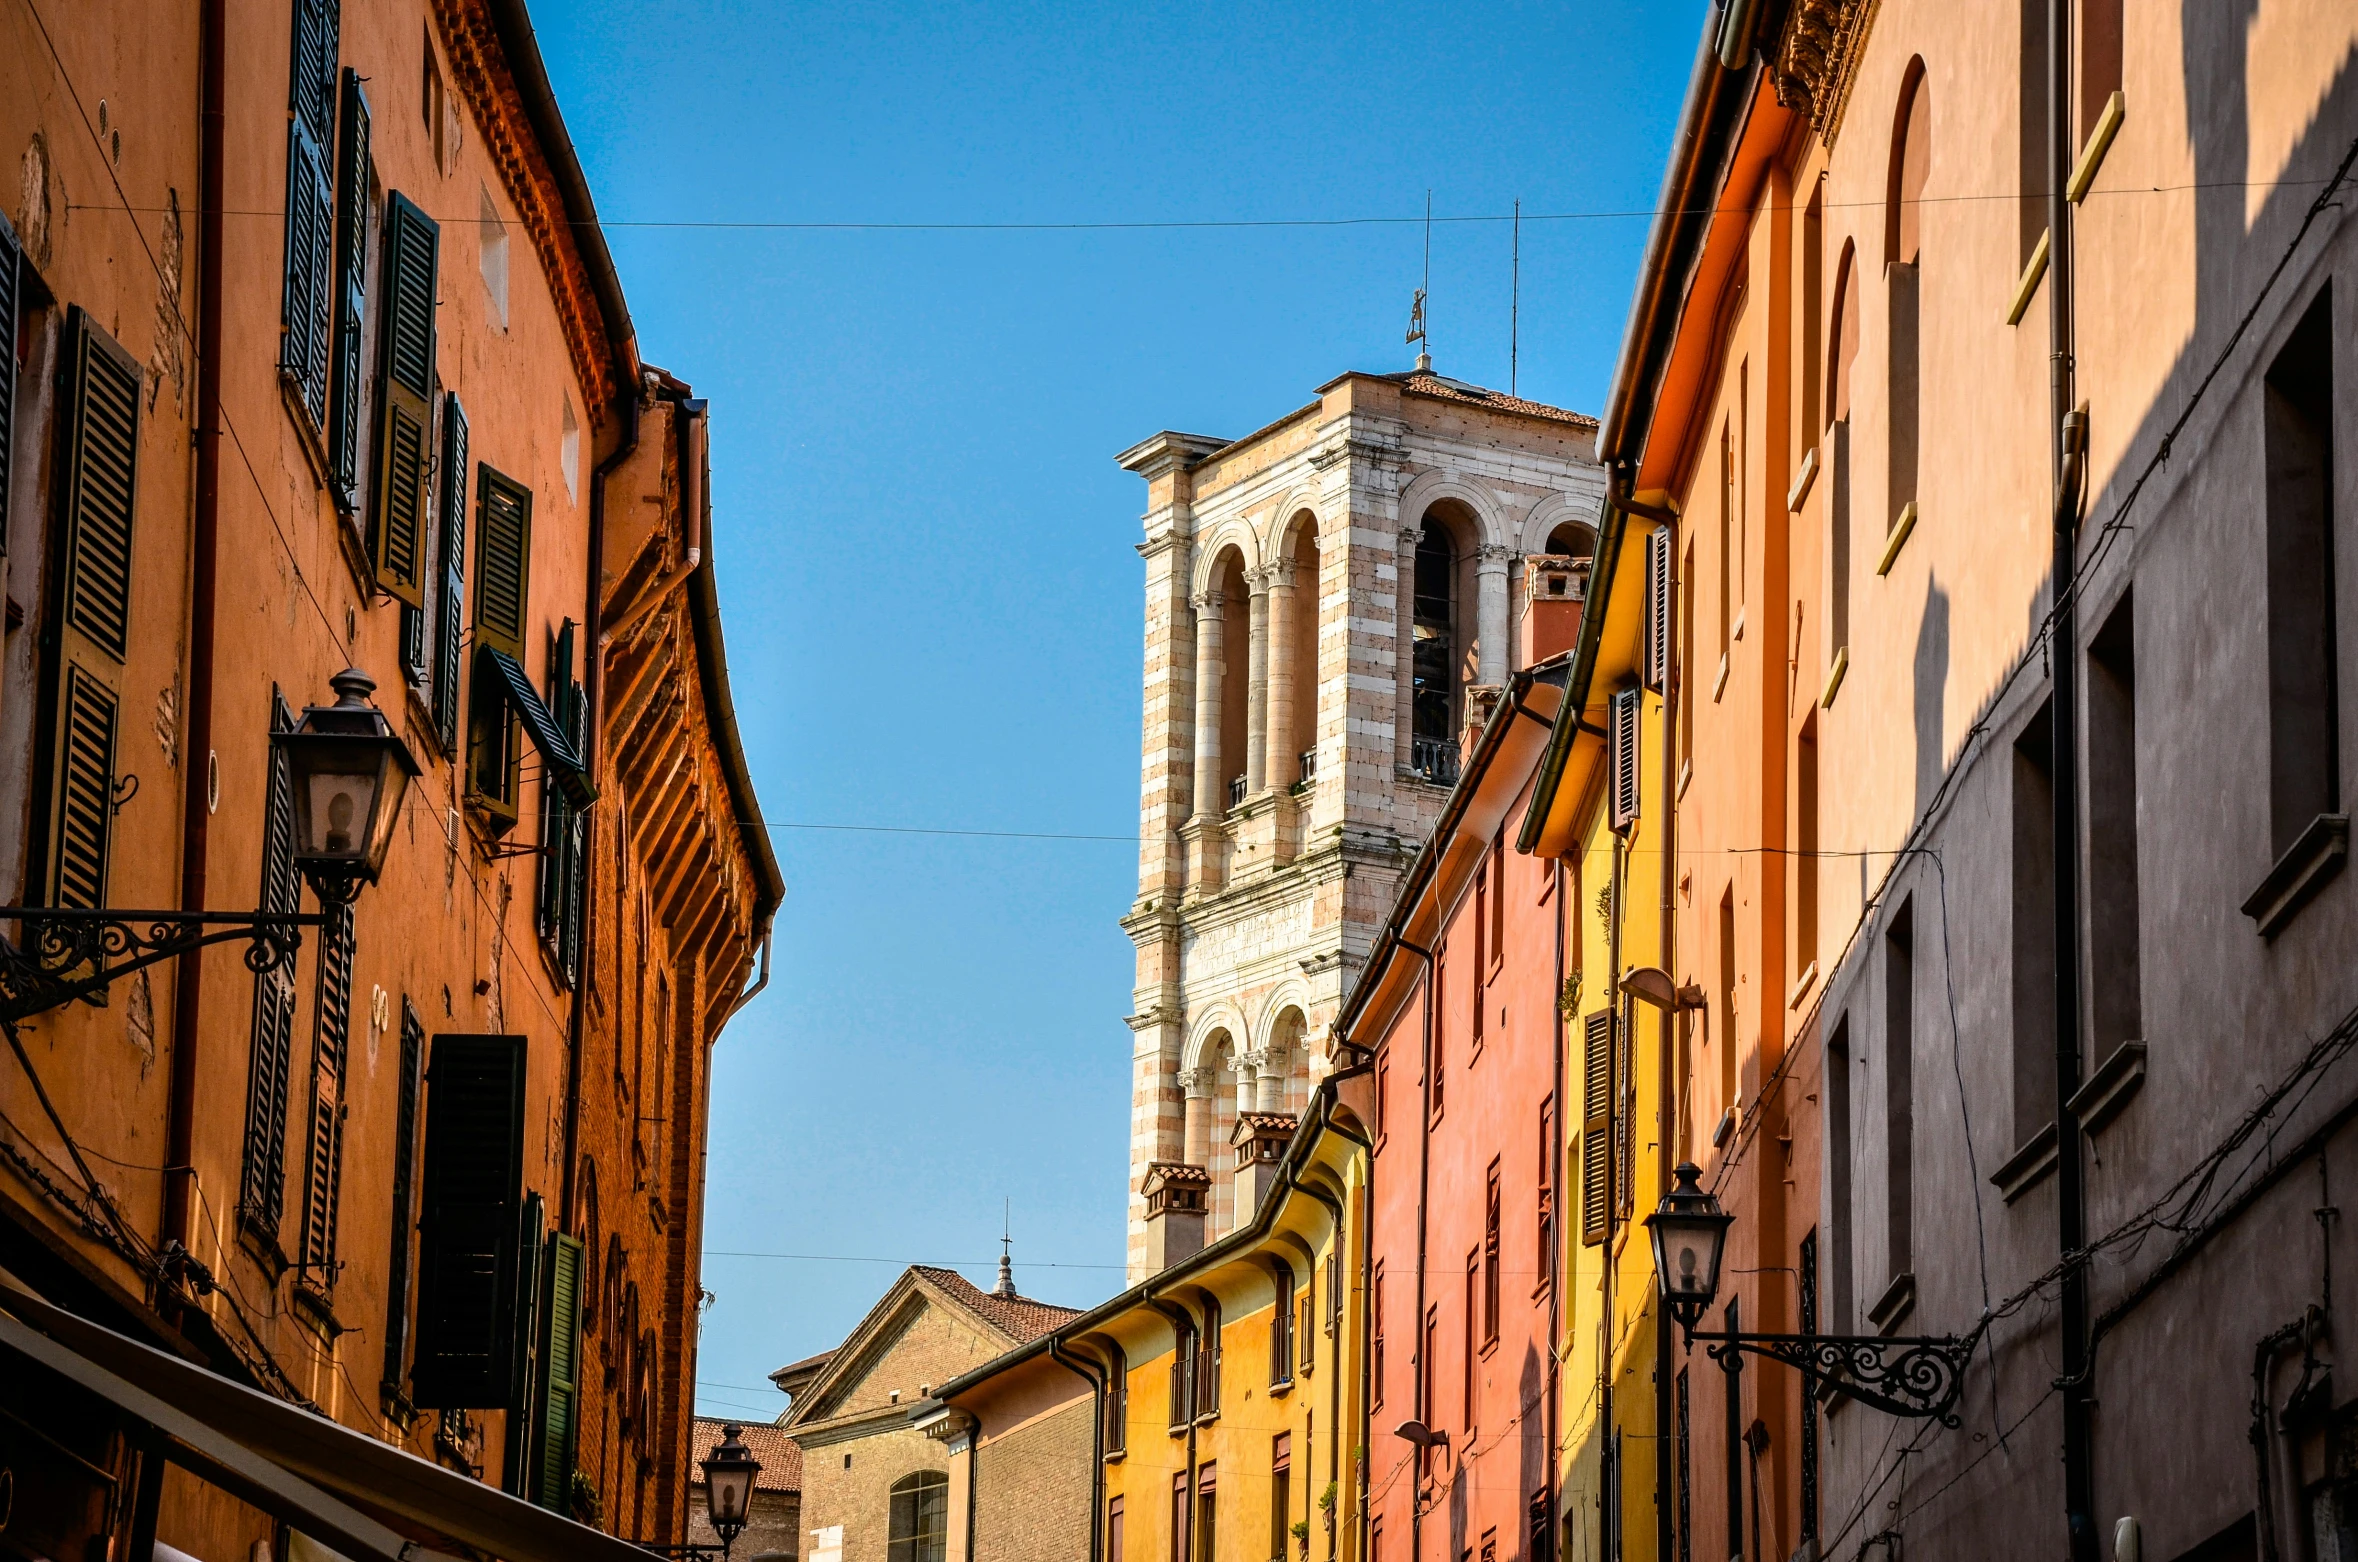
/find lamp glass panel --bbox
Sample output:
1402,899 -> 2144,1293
1658,1221 -> 1722,1305
302,763 -> 380,863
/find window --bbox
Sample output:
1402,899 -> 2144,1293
887,1472 -> 949,1562
326,68 -> 370,516
1473,865 -> 1488,1052
2017,0 -> 2050,272
370,191 -> 437,611
1298,1282 -> 1314,1377
1171,1472 -> 1189,1562
1536,1096 -> 1555,1293
479,184 -> 509,328
1827,242 -> 1858,667
1679,540 -> 1696,761
1482,1161 -> 1501,1345
1102,1343 -> 1127,1455
297,902 -> 355,1293
1716,420 -> 1732,657
1169,1320 -> 1195,1430
1797,718 -> 1820,976
561,398 -> 581,503
421,25 -> 446,168
1643,526 -> 1671,695
1108,1496 -> 1124,1561
411,1033 -> 526,1409
1196,1300 -> 1222,1416
1886,902 -> 1916,1290
1271,1266 -> 1295,1384
1431,949 -> 1447,1119
431,394 -> 470,752
1802,181 -> 1823,439
1828,1019 -> 1854,1335
1194,1462 -> 1217,1562
1580,1011 -> 1612,1245
1489,833 -> 1506,971
1716,888 -> 1737,1118
1271,1434 -> 1292,1560
1886,63 -> 1929,533
531,1228 -> 583,1512
1413,526 -> 1456,744
1327,1246 -> 1342,1333
2263,290 -> 2339,866
537,621 -> 589,986
1371,1262 -> 1385,1406
1609,686 -> 1642,832
1462,1250 -> 1478,1428
381,1000 -> 426,1398
279,0 -> 339,430
2088,592 -> 2141,1053
1376,1049 -> 1388,1140
2012,701 -> 2058,1149
2079,0 -> 2123,146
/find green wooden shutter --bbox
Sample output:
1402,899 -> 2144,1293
279,0 -> 337,428
0,211 -> 21,550
412,1033 -> 526,1409
287,0 -> 339,147
326,69 -> 370,512
382,1000 -> 426,1396
370,193 -> 437,608
534,1232 -> 583,1511
468,468 -> 532,827
504,1191 -> 548,1497
1580,1010 -> 1611,1246
240,694 -> 302,1240
299,902 -> 355,1286
434,394 -> 469,753
43,310 -> 139,912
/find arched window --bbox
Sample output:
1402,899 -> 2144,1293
1828,239 -> 1859,661
1543,522 -> 1596,564
1885,63 -> 1929,530
1412,528 -> 1456,751
578,1162 -> 601,1333
1286,520 -> 1320,784
888,1472 -> 950,1562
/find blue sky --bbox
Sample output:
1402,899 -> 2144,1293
532,0 -> 1701,1424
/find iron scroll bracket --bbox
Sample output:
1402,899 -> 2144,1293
1687,1327 -> 1970,1426
0,908 -> 328,1025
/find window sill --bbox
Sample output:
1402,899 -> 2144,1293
404,684 -> 447,765
291,1280 -> 349,1340
2067,1040 -> 2146,1136
1711,1109 -> 1736,1149
1102,1450 -> 1126,1465
1820,646 -> 1849,709
237,1214 -> 290,1285
1991,1121 -> 2057,1205
1268,1379 -> 1293,1399
1787,962 -> 1818,1011
1876,502 -> 1918,576
1786,446 -> 1818,512
1193,1411 -> 1221,1429
1477,1335 -> 1500,1361
2242,814 -> 2349,938
1866,1272 -> 1915,1335
1712,653 -> 1729,704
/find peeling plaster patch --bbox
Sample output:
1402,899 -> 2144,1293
125,967 -> 155,1074
149,189 -> 186,413
154,682 -> 177,764
18,132 -> 55,267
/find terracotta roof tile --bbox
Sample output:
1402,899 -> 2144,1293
912,1265 -> 1085,1343
689,1416 -> 802,1492
1393,372 -> 1599,428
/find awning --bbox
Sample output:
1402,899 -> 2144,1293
0,1277 -> 657,1562
479,647 -> 597,808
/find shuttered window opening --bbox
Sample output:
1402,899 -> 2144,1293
382,999 -> 426,1400
433,394 -> 470,753
40,310 -> 140,913
0,211 -> 21,549
278,0 -> 338,430
325,69 -> 370,513
1643,526 -> 1672,694
537,623 -> 590,987
1580,1010 -> 1612,1246
1609,685 -> 1642,833
503,1191 -> 548,1497
411,1033 -> 527,1409
467,468 -> 532,830
532,1231 -> 583,1512
1616,997 -> 1636,1218
298,901 -> 356,1292
369,193 -> 437,608
240,694 -> 302,1243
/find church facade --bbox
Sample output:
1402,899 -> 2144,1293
1118,367 -> 1606,1276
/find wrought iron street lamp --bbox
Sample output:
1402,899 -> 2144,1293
700,1424 -> 762,1560
1645,1162 -> 1973,1425
274,668 -> 421,903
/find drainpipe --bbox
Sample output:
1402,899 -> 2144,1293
163,0 -> 228,1273
1395,936 -> 1437,1562
2047,0 -> 2092,1547
1149,1291 -> 1201,1562
1049,1338 -> 1106,1562
1656,543 -> 1680,1562
561,385 -> 641,1240
1601,835 -> 1628,1562
1291,1173 -> 1348,1562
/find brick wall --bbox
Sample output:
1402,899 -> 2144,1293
973,1399 -> 1094,1561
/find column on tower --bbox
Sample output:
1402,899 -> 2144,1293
1476,541 -> 1513,688
1266,557 -> 1297,789
1244,568 -> 1271,795
1186,591 -> 1226,886
1181,1065 -> 1215,1170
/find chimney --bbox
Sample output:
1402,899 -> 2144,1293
1232,1112 -> 1298,1221
1142,1162 -> 1211,1271
1519,553 -> 1587,665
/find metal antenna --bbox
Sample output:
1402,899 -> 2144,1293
1511,198 -> 1521,396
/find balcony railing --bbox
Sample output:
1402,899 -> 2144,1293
1228,775 -> 1248,809
1296,748 -> 1317,784
1409,736 -> 1459,788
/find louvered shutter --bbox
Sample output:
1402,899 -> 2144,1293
279,0 -> 337,428
369,194 -> 436,607
1580,1010 -> 1611,1245
504,1191 -> 548,1496
1609,686 -> 1642,833
468,468 -> 532,826
299,901 -> 355,1286
0,212 -> 20,549
326,69 -> 370,512
1616,997 -> 1635,1217
433,395 -> 469,752
43,311 -> 139,912
534,1232 -> 584,1511
537,624 -> 587,986
240,694 -> 302,1239
1642,526 -> 1671,694
412,1032 -> 527,1409
382,1000 -> 425,1395
287,0 -> 339,148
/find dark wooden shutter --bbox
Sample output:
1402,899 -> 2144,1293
1643,526 -> 1671,694
382,999 -> 425,1395
42,310 -> 139,912
1609,686 -> 1642,833
434,394 -> 469,752
287,0 -> 339,147
370,193 -> 436,608
299,901 -> 355,1286
279,0 -> 337,428
326,69 -> 370,512
505,1191 -> 548,1496
537,623 -> 587,986
468,468 -> 532,826
0,212 -> 20,550
240,694 -> 302,1239
412,1033 -> 527,1409
1580,1010 -> 1611,1245
534,1231 -> 583,1511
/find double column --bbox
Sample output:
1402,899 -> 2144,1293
1475,542 -> 1512,690
1188,591 -> 1227,825
1191,564 -> 1294,823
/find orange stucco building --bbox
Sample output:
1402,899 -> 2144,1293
0,2 -> 777,1559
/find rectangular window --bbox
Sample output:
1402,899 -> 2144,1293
537,621 -> 589,986
1643,525 -> 1671,695
279,0 -> 338,430
1300,1263 -> 1316,1378
1885,902 -> 1916,1287
0,190 -> 20,545
2012,701 -> 2058,1148
532,1227 -> 583,1511
1580,1010 -> 1611,1245
1371,1262 -> 1384,1405
2264,290 -> 2339,862
1797,718 -> 1819,977
1717,421 -> 1732,656
382,999 -> 426,1398
1723,1298 -> 1744,1549
1327,1246 -> 1342,1332
2088,592 -> 2141,1052
1609,686 -> 1641,831
371,192 -> 437,608
1376,1049 -> 1389,1140
1198,1300 -> 1221,1416
411,1033 -> 527,1409
479,184 -> 509,328
1171,1473 -> 1188,1562
326,68 -> 370,515
1536,1095 -> 1555,1293
1462,1251 -> 1477,1428
1431,948 -> 1446,1118
1482,1161 -> 1501,1344
2018,0 -> 2051,271
1888,262 -> 1920,526
1108,1496 -> 1123,1562
240,693 -> 301,1244
1169,1322 -> 1194,1432
2079,0 -> 2123,145
1272,1267 -> 1295,1385
1489,834 -> 1506,970
468,465 -> 534,830
1802,182 -> 1823,440
1195,1463 -> 1216,1562
1827,1018 -> 1855,1335
1103,1344 -> 1127,1454
1675,1367 -> 1692,1562
1271,1433 -> 1292,1561
1717,888 -> 1738,1119
1679,541 -> 1696,763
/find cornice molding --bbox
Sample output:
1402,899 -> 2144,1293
1773,0 -> 1880,144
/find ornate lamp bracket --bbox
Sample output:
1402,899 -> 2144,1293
1691,1328 -> 1970,1426
0,908 -> 327,1025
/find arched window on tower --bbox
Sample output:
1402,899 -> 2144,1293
1287,520 -> 1321,786
1412,527 -> 1458,782
1213,549 -> 1249,810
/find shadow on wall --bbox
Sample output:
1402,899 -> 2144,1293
1913,575 -> 1951,826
